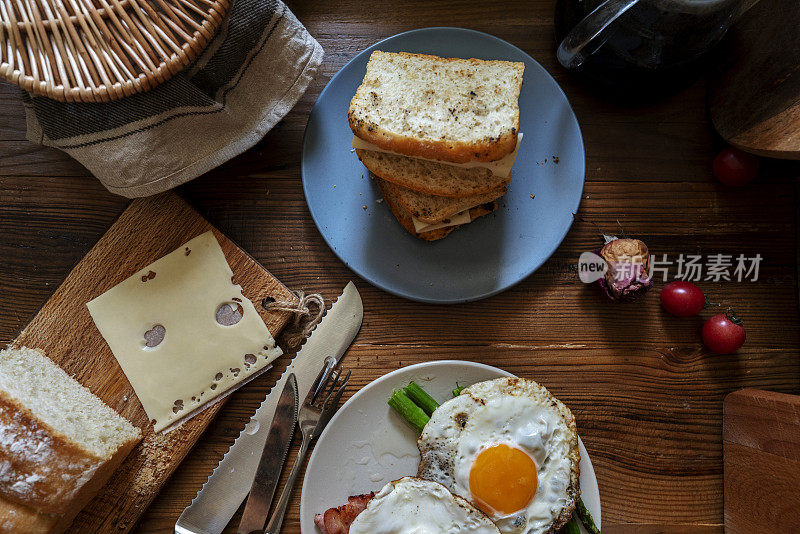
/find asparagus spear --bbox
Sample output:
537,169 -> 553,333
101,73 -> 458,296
390,382 -> 465,431
563,517 -> 581,534
404,381 -> 440,416
388,389 -> 430,433
576,498 -> 601,534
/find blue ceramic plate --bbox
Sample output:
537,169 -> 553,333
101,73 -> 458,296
302,27 -> 584,303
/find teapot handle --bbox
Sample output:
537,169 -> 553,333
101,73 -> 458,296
557,0 -> 641,69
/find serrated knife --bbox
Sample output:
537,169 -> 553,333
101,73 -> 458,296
175,282 -> 363,534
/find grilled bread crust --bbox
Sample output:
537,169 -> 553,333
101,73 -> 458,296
387,181 -> 506,225
375,177 -> 496,241
356,149 -> 511,198
349,51 -> 524,163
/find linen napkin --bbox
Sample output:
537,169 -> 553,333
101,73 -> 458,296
22,0 -> 323,198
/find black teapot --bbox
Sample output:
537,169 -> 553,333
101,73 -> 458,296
555,0 -> 746,93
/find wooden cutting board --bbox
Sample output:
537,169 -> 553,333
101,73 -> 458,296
11,192 -> 295,532
723,389 -> 800,532
708,0 -> 800,159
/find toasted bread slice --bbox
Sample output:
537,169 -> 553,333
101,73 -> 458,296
388,181 -> 506,225
356,149 -> 511,198
375,177 -> 497,241
349,51 -> 524,163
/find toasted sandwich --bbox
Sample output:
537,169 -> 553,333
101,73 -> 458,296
349,51 -> 524,240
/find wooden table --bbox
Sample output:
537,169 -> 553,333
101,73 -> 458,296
1,1 -> 799,533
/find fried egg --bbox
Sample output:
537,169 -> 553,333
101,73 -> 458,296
417,377 -> 580,534
348,477 -> 500,534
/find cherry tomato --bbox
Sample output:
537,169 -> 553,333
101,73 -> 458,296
660,281 -> 705,317
702,312 -> 746,354
713,147 -> 759,186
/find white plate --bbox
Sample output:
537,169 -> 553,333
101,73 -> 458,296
300,360 -> 601,533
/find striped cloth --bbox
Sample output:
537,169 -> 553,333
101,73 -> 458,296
22,0 -> 323,197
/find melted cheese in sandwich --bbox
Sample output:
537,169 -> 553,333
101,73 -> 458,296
351,133 -> 523,178
412,210 -> 472,233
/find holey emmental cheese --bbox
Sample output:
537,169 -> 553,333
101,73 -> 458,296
87,231 -> 282,432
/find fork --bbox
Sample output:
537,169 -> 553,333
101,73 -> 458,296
263,363 -> 350,534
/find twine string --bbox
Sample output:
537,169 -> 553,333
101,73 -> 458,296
262,289 -> 324,348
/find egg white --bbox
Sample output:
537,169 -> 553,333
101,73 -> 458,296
417,377 -> 580,534
348,477 -> 500,534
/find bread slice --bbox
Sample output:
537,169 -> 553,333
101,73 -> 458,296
387,181 -> 506,225
349,51 -> 524,163
375,177 -> 497,241
0,498 -> 58,534
356,149 -> 511,198
0,346 -> 141,533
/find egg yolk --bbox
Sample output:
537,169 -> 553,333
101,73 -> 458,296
468,443 -> 538,516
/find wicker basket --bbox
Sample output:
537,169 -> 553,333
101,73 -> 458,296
0,0 -> 229,102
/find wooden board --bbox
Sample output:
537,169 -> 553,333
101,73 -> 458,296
709,0 -> 800,159
10,191 -> 295,533
723,389 -> 800,532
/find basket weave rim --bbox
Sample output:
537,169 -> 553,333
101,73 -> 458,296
0,0 -> 231,103
2,0 -> 132,29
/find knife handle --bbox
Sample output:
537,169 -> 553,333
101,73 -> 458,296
263,434 -> 311,534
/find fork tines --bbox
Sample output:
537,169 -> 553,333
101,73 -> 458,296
323,368 -> 351,409
308,362 -> 351,409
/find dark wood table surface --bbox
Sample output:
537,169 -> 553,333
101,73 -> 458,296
2,1 -> 799,533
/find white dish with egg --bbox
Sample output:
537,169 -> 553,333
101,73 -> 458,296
299,360 -> 601,534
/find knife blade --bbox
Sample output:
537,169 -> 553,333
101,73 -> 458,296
237,373 -> 297,534
175,281 -> 363,534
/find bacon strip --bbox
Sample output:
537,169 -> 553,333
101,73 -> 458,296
314,493 -> 374,534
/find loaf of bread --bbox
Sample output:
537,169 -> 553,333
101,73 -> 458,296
0,346 -> 141,533
349,52 -> 524,163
